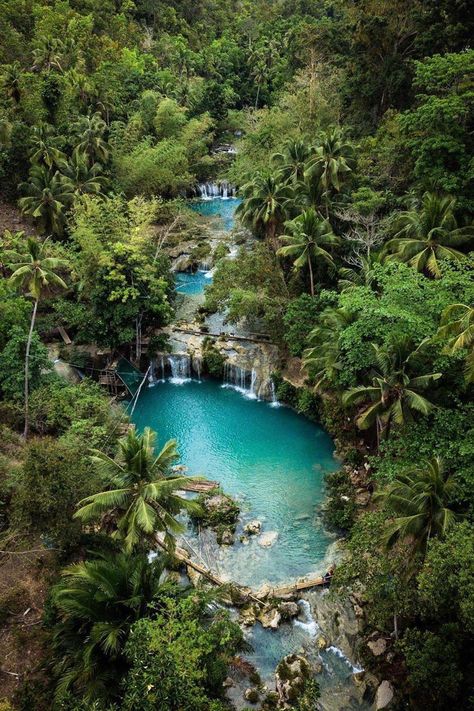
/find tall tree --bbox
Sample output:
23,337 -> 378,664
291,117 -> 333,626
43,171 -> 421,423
272,140 -> 312,186
384,193 -> 473,277
305,128 -> 353,217
7,236 -> 68,438
237,173 -> 293,249
75,427 -> 201,551
277,208 -> 339,296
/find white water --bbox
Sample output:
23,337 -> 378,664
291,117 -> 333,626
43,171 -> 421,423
269,380 -> 281,408
294,599 -> 319,636
222,364 -> 258,399
326,645 -> 364,674
167,354 -> 192,384
198,181 -> 236,200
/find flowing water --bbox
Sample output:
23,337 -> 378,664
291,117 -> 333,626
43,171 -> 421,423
137,193 -> 368,708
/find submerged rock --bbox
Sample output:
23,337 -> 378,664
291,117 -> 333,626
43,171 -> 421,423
258,530 -> 278,547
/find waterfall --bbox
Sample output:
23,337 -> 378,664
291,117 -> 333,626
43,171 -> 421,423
168,354 -> 192,384
196,182 -> 237,200
269,379 -> 280,407
293,600 -> 319,636
223,364 -> 258,399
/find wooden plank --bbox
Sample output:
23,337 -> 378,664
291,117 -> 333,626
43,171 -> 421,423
57,325 -> 72,345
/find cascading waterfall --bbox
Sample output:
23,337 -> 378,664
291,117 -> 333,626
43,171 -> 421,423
149,355 -> 166,385
167,354 -> 192,384
197,182 -> 236,200
223,364 -> 258,399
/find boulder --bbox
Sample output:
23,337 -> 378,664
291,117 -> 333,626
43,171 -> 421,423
244,520 -> 262,535
220,528 -> 234,545
317,635 -> 328,650
244,687 -> 260,704
186,566 -> 202,587
240,605 -> 258,626
259,606 -> 281,629
367,637 -> 387,657
223,677 -> 234,688
375,680 -> 394,709
275,654 -> 311,707
278,601 -> 299,620
258,531 -> 279,547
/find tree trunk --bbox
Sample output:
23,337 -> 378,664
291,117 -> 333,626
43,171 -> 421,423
308,256 -> 315,297
255,83 -> 261,111
393,613 -> 399,640
23,299 -> 38,439
267,218 -> 278,251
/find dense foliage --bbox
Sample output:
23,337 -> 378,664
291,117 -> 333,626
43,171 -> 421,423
0,0 -> 473,709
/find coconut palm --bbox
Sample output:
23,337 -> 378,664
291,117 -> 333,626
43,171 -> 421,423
73,112 -> 109,164
277,208 -> 339,296
342,338 -> 442,446
75,427 -> 201,552
29,123 -> 66,169
1,61 -> 22,104
52,551 -> 181,700
303,306 -> 355,391
305,128 -> 353,217
383,193 -> 474,278
7,236 -> 68,438
272,140 -> 312,186
338,254 -> 380,292
18,165 -> 73,236
437,303 -> 474,383
31,37 -> 65,72
237,173 -> 293,249
376,457 -> 458,555
59,149 -> 105,197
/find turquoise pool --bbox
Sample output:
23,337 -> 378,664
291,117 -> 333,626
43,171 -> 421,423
131,378 -> 338,587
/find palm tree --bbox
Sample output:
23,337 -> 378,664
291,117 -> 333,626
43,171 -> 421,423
31,37 -> 65,72
305,128 -> 353,217
237,173 -> 293,249
52,552 -> 181,700
75,427 -> 201,552
277,208 -> 339,295
437,303 -> 474,383
1,62 -> 22,104
7,236 -> 68,438
303,306 -> 355,391
338,254 -> 380,292
73,112 -> 109,164
272,140 -> 312,186
29,123 -> 66,169
376,457 -> 458,556
59,149 -> 105,197
342,339 -> 442,446
18,165 -> 73,236
383,193 -> 474,278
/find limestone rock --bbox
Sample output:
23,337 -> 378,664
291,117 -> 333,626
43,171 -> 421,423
220,528 -> 234,545
186,566 -> 202,587
223,677 -> 234,688
278,601 -> 299,620
259,606 -> 281,629
254,583 -> 272,600
244,687 -> 260,703
367,636 -> 387,657
244,519 -> 262,535
240,605 -> 258,626
317,635 -> 328,650
275,654 -> 311,707
258,530 -> 278,547
375,680 -> 394,709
